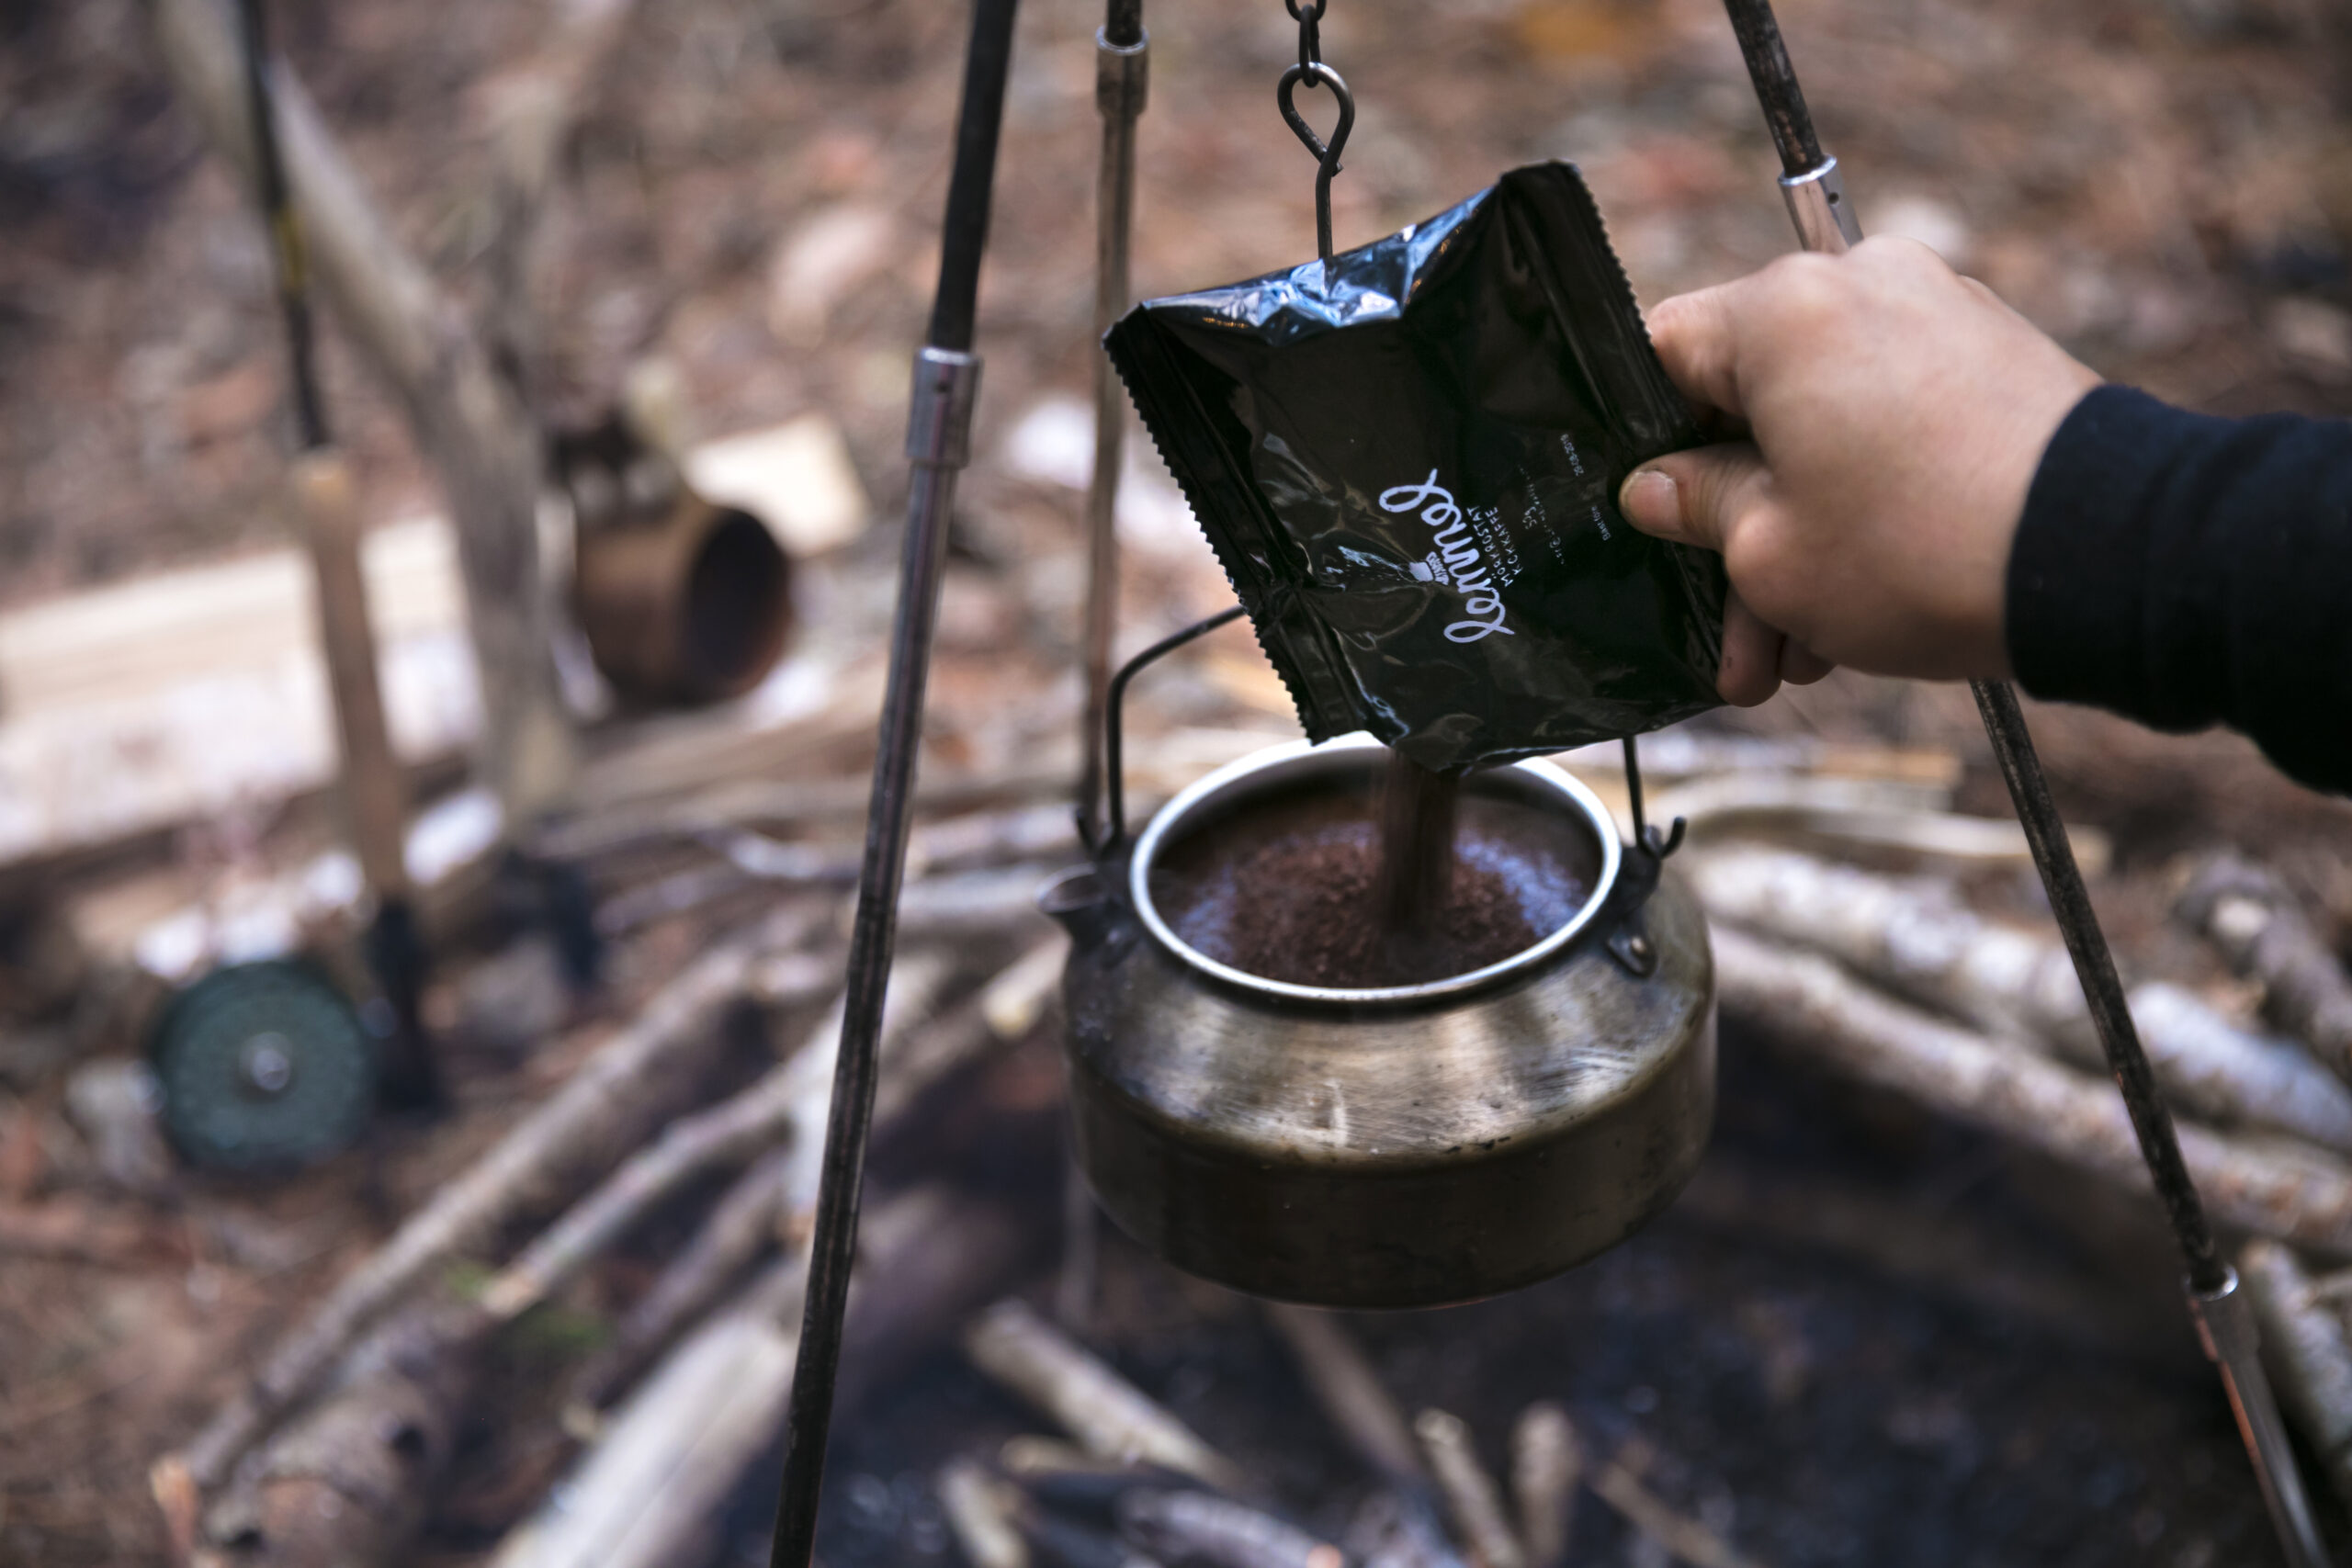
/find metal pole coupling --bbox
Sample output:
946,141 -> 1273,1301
1778,154 -> 1860,254
1097,25 -> 1148,118
1078,10 -> 1149,852
2191,1268 -> 2331,1568
908,347 -> 983,471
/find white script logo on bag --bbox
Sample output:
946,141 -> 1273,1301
1381,470 -> 1514,643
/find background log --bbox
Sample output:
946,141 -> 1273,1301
143,0 -> 576,821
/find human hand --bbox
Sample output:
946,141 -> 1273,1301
1617,237 -> 2102,705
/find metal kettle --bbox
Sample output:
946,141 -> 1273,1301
1043,728 -> 1716,1310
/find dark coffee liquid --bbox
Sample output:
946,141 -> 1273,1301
1377,750 -> 1460,934
1151,778 -> 1599,988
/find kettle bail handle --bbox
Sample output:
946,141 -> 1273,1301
1091,603 -> 1249,856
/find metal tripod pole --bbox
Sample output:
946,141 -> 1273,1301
1718,3 -> 2325,1560
763,0 -> 1015,1563
1078,0 -> 1148,850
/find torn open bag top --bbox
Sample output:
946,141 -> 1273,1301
1108,162 -> 1725,774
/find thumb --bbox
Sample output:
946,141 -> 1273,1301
1617,442 -> 1773,554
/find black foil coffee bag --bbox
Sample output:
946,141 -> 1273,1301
1107,162 -> 1724,773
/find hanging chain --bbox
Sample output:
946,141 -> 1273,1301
1276,0 -> 1353,264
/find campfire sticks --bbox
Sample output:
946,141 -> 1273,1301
1508,1404 -> 1581,1568
1721,3 -> 2326,1557
1588,1441 -> 1760,1568
1264,1306 -> 1427,1490
562,939 -> 1058,1408
190,1295 -> 484,1568
492,1188 -> 1035,1568
571,1146 -> 793,1410
2240,1241 -> 2352,1514
478,953 -> 953,1320
1688,847 -> 2352,1151
1116,1489 -> 1344,1568
1714,928 -> 2352,1253
156,906 -> 829,1512
2181,853 -> 2352,1082
1415,1410 -> 1524,1568
942,1460 -> 1033,1568
965,1298 -> 1247,1492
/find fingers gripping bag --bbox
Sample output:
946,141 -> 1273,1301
1106,162 -> 1725,774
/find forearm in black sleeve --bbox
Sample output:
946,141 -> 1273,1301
2005,384 -> 2352,795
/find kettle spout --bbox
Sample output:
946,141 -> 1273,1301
1038,865 -> 1125,953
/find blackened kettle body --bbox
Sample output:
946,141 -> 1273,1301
1044,735 -> 1715,1309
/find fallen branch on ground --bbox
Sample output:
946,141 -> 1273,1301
1589,1440 -> 1763,1568
1416,1410 -> 1522,1568
478,951 -> 953,1318
189,1298 -> 482,1568
2241,1240 -> 2352,1513
965,1298 -> 1247,1494
1693,848 -> 2352,1153
1118,1488 -> 1343,1568
488,1186 -> 1036,1568
2181,853 -> 2352,1082
1264,1305 -> 1426,1489
1713,928 -> 2352,1256
177,940 -> 1049,1568
565,1145 -> 789,1410
1509,1404 -> 1579,1568
156,904 -> 829,1507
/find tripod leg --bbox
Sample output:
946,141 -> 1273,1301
763,2 -> 1019,1564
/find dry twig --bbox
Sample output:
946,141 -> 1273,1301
942,1459 -> 1033,1568
1118,1489 -> 1343,1568
1415,1409 -> 1523,1568
1589,1442 -> 1763,1568
1509,1403 -> 1581,1568
965,1299 -> 1246,1493
1264,1305 -> 1426,1488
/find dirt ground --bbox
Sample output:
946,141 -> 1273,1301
10,0 -> 2352,1562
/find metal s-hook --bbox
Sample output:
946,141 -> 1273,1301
1275,1 -> 1352,265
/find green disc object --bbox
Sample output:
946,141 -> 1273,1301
151,960 -> 376,1170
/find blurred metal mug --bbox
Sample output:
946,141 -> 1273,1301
558,414 -> 795,706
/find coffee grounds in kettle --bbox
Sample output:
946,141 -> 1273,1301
1152,780 -> 1598,989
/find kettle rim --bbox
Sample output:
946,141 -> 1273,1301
1126,732 -> 1623,1008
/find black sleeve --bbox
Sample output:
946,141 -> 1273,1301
2006,384 -> 2352,795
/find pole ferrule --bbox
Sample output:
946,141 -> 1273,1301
1097,28 -> 1150,120
2188,1267 -> 2330,1568
905,348 -> 983,469
1779,155 -> 1860,255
